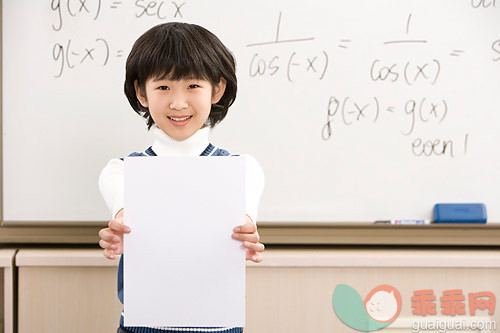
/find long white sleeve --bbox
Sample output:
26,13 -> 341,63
242,155 -> 265,223
98,158 -> 125,219
98,155 -> 265,222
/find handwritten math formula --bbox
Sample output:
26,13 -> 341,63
243,8 -> 498,158
249,51 -> 328,83
50,0 -> 186,31
321,96 -> 448,138
52,38 -> 118,78
50,0 -> 187,77
321,95 -> 468,158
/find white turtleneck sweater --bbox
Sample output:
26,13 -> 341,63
98,125 -> 265,223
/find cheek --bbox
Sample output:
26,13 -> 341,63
148,96 -> 168,111
147,102 -> 167,122
194,96 -> 213,113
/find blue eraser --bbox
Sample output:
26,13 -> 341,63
433,203 -> 487,223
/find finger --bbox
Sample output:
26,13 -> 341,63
232,232 -> 259,243
242,241 -> 265,253
233,222 -> 257,234
98,228 -> 116,242
246,251 -> 263,263
99,228 -> 122,243
99,239 -> 118,251
108,219 -> 131,233
103,249 -> 116,260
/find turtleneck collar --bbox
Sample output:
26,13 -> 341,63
151,125 -> 210,156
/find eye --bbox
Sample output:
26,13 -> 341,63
188,84 -> 200,89
158,85 -> 169,90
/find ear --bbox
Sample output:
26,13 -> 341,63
134,80 -> 148,108
211,78 -> 227,104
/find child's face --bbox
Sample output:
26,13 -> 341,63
135,76 -> 226,140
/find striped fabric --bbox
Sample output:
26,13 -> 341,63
117,143 -> 242,333
118,325 -> 242,332
119,316 -> 243,333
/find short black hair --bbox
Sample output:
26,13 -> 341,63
124,22 -> 237,129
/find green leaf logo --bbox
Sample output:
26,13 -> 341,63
332,284 -> 402,331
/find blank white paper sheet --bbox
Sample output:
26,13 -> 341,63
123,156 -> 246,327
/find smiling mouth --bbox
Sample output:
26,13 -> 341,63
168,115 -> 193,122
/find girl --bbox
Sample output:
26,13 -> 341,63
98,22 -> 265,333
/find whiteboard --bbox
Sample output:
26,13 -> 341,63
3,0 -> 500,222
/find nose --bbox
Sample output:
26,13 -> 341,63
169,92 -> 188,111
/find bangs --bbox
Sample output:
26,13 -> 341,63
137,27 -> 216,84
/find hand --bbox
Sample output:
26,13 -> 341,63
98,209 -> 131,260
232,215 -> 265,263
